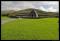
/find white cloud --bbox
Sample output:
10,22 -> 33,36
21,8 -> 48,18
39,6 -> 47,11
48,6 -> 59,12
39,6 -> 59,12
40,1 -> 58,5
23,2 -> 34,8
1,1 -> 59,12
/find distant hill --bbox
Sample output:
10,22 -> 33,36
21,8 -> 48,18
1,10 -> 16,16
1,8 -> 59,18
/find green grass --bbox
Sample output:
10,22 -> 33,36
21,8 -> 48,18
1,16 -> 9,20
1,18 -> 59,40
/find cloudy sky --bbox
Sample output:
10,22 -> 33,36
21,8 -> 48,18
1,1 -> 59,12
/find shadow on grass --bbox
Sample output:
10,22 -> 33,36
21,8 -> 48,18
2,16 -> 58,19
8,16 -> 48,19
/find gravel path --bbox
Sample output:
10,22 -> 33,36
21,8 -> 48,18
1,18 -> 16,24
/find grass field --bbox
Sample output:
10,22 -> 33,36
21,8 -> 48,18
1,18 -> 59,40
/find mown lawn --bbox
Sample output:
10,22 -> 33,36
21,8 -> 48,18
1,18 -> 59,40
